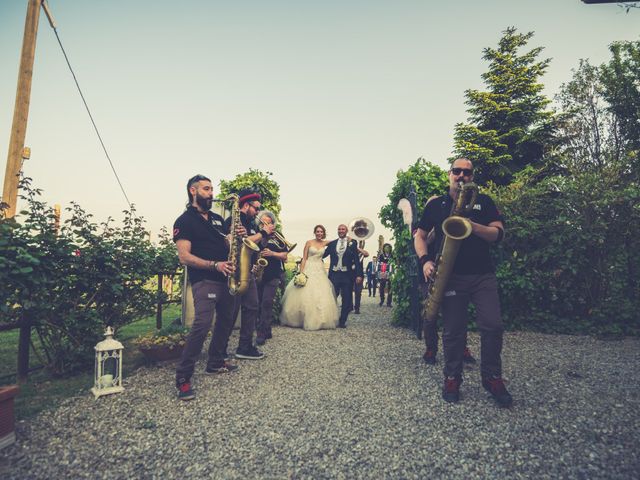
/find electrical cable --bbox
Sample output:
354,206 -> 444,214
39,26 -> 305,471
49,24 -> 135,211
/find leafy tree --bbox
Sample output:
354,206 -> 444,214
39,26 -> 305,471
1,178 -> 179,374
600,40 -> 640,156
378,159 -> 448,326
555,59 -> 626,173
490,47 -> 640,335
490,167 -> 639,334
452,27 -> 558,185
219,168 -> 281,218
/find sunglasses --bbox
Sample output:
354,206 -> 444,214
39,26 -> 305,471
250,203 -> 261,211
451,168 -> 473,176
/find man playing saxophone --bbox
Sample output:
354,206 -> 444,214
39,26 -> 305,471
414,158 -> 512,408
173,175 -> 239,401
254,210 -> 288,345
223,188 -> 275,360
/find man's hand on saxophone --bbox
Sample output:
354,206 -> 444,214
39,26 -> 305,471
423,260 -> 436,281
214,260 -> 235,277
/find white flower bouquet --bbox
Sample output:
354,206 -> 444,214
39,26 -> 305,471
293,272 -> 308,287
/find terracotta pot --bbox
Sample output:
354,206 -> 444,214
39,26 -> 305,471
0,385 -> 19,450
138,344 -> 184,361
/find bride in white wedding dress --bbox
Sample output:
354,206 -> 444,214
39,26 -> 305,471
279,225 -> 339,330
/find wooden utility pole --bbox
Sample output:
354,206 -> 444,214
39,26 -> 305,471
2,0 -> 43,219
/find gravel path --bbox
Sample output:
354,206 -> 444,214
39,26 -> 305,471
2,295 -> 639,479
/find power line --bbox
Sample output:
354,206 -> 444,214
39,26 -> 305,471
48,22 -> 134,211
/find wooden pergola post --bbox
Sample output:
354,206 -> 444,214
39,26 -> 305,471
2,0 -> 43,219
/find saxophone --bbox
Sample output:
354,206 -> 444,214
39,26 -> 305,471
422,182 -> 478,321
226,194 -> 260,295
254,254 -> 268,283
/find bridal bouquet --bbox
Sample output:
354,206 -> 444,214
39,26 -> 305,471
293,272 -> 308,287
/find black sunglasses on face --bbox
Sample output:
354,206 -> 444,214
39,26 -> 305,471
451,168 -> 473,176
250,203 -> 261,211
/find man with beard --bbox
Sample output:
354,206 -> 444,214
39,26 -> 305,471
223,188 -> 275,359
414,158 -> 512,408
172,175 -> 238,401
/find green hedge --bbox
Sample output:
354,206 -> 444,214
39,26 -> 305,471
0,178 -> 180,374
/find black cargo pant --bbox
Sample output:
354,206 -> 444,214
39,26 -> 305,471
228,275 -> 259,351
379,278 -> 392,306
441,273 -> 503,380
176,279 -> 234,386
257,276 -> 280,338
420,282 -> 469,355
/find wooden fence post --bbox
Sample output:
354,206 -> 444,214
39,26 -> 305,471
156,273 -> 163,330
17,314 -> 31,383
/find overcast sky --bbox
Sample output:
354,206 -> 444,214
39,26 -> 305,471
1,0 -> 637,255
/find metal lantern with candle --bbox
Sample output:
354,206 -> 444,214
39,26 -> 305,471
91,326 -> 124,398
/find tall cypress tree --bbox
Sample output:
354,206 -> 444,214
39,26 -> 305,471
452,27 -> 557,186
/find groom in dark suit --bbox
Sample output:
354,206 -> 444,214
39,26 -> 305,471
323,224 -> 364,328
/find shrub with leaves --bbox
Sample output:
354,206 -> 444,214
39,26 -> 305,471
379,159 -> 448,327
134,324 -> 188,350
0,178 -> 180,374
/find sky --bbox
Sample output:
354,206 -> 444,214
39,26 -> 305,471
0,0 -> 638,257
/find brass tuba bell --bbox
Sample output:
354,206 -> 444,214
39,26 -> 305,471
348,217 -> 375,241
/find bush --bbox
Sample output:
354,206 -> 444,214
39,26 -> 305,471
491,167 -> 640,335
0,178 -> 180,374
379,158 -> 448,327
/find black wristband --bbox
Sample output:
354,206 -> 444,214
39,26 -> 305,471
419,255 -> 430,266
495,227 -> 504,243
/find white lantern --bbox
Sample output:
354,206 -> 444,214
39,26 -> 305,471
91,326 -> 124,398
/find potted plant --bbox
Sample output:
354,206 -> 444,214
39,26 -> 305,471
0,385 -> 19,450
134,323 -> 189,361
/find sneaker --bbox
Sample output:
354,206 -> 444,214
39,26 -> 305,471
235,345 -> 265,360
256,335 -> 266,346
354,309 -> 360,314
177,382 -> 195,401
482,377 -> 513,408
463,347 -> 477,364
205,362 -> 239,374
442,376 -> 462,403
423,349 -> 436,365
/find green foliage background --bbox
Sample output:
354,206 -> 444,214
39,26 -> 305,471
381,32 -> 640,336
219,168 -> 282,218
379,159 -> 448,326
1,179 -> 180,375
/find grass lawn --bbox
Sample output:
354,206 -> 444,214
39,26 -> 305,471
0,304 -> 182,420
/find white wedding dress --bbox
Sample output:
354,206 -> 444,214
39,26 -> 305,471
279,246 -> 339,330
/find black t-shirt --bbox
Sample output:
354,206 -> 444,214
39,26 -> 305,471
173,206 -> 229,284
223,211 -> 260,266
260,239 -> 287,283
417,192 -> 503,275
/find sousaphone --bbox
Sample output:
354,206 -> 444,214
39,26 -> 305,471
349,217 -> 375,241
349,218 -> 375,259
